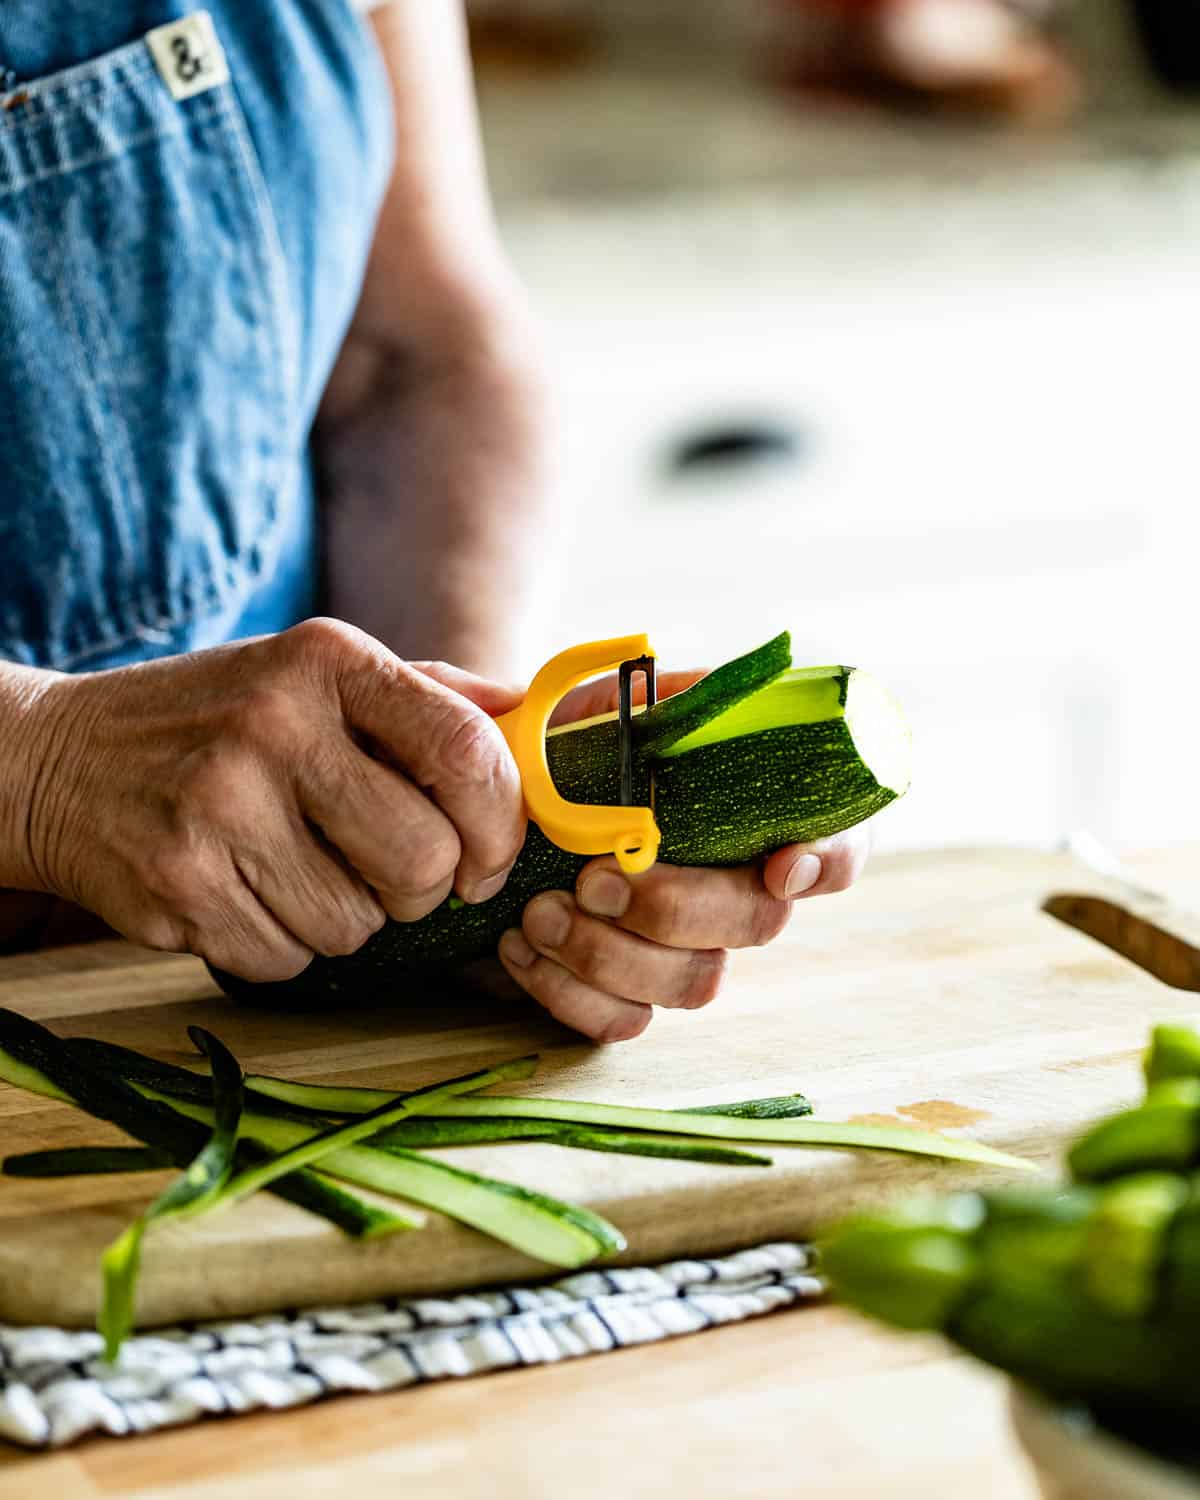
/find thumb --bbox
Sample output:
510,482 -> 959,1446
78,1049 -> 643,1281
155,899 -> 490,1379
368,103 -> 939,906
551,667 -> 710,727
409,660 -> 525,718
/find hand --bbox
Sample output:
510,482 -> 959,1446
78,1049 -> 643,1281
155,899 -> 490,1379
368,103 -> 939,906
20,619 -> 526,981
495,669 -> 872,1042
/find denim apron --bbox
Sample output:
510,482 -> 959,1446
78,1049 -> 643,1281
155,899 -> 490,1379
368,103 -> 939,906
0,3 -> 394,670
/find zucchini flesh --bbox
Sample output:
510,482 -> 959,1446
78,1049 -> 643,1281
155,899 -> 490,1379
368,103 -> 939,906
245,1074 -> 811,1125
538,1127 -> 771,1167
246,1073 -> 402,1116
631,630 -> 792,755
176,1056 -> 539,1208
98,1028 -> 244,1360
209,633 -> 911,1005
242,1077 -> 1030,1171
0,1012 -> 419,1240
392,1097 -> 1035,1170
149,1093 -> 624,1266
355,1118 -> 771,1166
70,1059 -> 774,1167
366,1119 -> 771,1166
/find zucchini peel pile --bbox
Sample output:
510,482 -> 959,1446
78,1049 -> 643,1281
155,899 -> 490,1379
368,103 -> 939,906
0,1006 -> 1025,1358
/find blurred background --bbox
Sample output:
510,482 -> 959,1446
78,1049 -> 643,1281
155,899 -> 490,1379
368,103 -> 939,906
466,0 -> 1198,856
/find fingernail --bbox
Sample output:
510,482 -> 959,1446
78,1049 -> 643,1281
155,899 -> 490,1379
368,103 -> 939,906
464,863 -> 514,905
525,891 -> 572,949
578,870 -> 630,919
499,927 -> 535,968
784,854 -> 822,898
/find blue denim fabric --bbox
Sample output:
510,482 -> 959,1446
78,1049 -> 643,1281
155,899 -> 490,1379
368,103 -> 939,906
0,4 -> 393,670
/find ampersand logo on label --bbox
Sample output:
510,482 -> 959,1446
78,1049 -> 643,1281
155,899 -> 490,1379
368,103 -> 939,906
146,12 -> 230,102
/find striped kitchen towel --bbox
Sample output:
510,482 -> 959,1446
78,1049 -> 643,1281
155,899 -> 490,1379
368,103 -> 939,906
0,1241 -> 822,1449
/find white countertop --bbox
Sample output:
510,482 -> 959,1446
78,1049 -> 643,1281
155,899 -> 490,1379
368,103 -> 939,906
474,59 -> 1200,854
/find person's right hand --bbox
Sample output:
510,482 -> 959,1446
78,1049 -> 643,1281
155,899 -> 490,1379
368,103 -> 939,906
16,618 -> 526,981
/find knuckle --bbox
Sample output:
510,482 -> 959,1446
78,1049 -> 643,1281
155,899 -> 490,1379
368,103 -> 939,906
317,904 -> 385,957
212,944 -> 314,984
749,895 -> 792,948
176,744 -> 257,824
362,900 -> 388,937
375,819 -> 462,902
636,876 -> 687,940
128,909 -> 189,955
232,686 -> 306,752
302,739 -> 356,811
437,706 -> 509,789
593,1007 -> 652,1043
380,875 -> 454,924
194,905 -> 314,981
284,615 -> 369,664
680,949 -> 727,1009
551,915 -> 599,973
404,822 -> 462,890
822,859 -> 856,894
138,840 -> 205,912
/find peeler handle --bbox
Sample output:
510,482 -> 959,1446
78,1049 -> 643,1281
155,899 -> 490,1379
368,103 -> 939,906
495,635 -> 661,875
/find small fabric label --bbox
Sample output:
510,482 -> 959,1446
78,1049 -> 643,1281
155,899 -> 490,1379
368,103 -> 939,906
145,11 -> 230,101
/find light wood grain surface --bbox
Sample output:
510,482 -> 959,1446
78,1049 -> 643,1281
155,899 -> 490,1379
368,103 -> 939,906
0,843 -> 1197,1497
3,845 -> 1199,1327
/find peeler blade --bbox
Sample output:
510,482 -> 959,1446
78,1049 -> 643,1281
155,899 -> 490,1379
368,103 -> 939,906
618,655 -> 657,809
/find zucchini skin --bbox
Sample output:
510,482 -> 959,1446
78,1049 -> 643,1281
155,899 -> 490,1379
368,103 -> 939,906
212,710 -> 895,1009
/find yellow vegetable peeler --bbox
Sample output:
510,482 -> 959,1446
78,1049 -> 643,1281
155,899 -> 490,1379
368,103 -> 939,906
494,635 -> 660,875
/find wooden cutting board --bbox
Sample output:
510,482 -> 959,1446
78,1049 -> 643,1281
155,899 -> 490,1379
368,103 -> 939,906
1,844 -> 1198,1331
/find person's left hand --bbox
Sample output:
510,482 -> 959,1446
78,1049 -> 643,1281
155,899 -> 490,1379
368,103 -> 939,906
495,670 -> 872,1041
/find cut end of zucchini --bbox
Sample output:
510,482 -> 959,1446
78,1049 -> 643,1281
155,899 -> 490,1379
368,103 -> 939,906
660,663 -> 911,799
659,665 -> 847,755
843,668 -> 912,798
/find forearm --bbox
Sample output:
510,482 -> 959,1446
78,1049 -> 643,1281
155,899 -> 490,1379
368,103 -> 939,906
0,662 -> 62,893
314,0 -> 559,678
318,324 -> 557,679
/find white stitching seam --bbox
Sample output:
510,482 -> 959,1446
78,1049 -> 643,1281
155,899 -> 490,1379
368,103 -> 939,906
0,122 -> 184,202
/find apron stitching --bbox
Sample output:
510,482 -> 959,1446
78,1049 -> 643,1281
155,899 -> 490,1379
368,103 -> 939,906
0,122 -> 183,202
212,84 -> 297,530
47,556 -> 268,671
31,152 -> 132,648
63,187 -> 145,594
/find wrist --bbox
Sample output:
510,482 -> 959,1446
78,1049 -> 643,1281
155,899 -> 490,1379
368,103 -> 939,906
0,665 -> 73,894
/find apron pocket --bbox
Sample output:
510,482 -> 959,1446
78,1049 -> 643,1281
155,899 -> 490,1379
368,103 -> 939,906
0,16 -> 299,669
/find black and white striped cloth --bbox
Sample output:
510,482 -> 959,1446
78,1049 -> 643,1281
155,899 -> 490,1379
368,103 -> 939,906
0,1242 -> 821,1449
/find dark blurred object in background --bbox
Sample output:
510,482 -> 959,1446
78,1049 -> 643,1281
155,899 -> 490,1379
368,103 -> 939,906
772,0 -> 1081,122
466,1 -> 1200,119
1130,0 -> 1200,90
468,6 -> 598,75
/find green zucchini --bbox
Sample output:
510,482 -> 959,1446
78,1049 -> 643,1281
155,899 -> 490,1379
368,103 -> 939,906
210,633 -> 909,1006
99,1028 -> 245,1360
177,1055 -> 541,1206
240,1080 -> 1032,1171
2,1146 -> 173,1177
0,1009 -> 419,1241
677,1093 -> 812,1120
150,1093 -> 625,1266
63,1046 -> 775,1165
